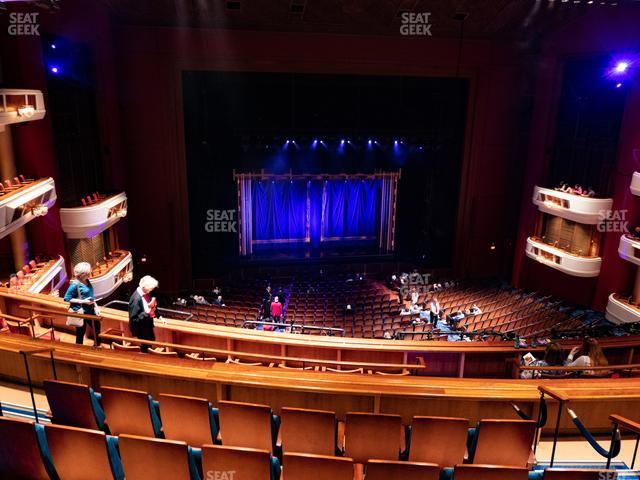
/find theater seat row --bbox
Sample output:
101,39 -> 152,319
42,379 -> 537,468
0,416 -> 618,480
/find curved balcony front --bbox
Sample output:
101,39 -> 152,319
91,250 -> 133,300
631,172 -> 640,197
525,236 -> 601,277
618,234 -> 640,266
0,178 -> 57,240
606,294 -> 640,325
0,89 -> 46,128
532,186 -> 613,225
60,192 -> 127,239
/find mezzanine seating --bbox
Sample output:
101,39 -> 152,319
0,385 -> 627,480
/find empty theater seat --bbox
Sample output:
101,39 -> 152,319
217,400 -> 279,453
100,386 -> 162,438
408,416 -> 469,468
453,464 -> 530,480
279,407 -> 337,456
343,412 -> 403,463
202,444 -> 279,480
0,417 -> 54,479
118,434 -> 200,480
44,423 -> 124,480
283,452 -> 354,480
158,393 -> 218,446
543,469 -> 618,479
365,459 -> 440,480
470,419 -> 536,467
44,379 -> 106,431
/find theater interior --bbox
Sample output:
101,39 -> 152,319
1,0 -> 640,479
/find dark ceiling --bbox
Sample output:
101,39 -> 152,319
96,0 -> 638,40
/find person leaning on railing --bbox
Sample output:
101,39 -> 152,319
566,337 -> 609,376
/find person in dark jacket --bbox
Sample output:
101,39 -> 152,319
129,275 -> 160,352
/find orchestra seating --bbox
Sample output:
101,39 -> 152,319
0,382 -> 625,479
179,276 -> 589,341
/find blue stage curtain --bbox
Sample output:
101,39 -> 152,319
252,180 -> 307,242
322,179 -> 379,240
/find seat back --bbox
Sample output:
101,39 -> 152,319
45,423 -> 116,480
365,459 -> 440,480
0,417 -> 51,479
344,412 -> 402,463
454,464 -> 529,480
283,452 -> 353,480
101,386 -> 157,437
118,434 -> 193,480
202,445 -> 272,480
544,469 -> 618,479
472,419 -> 536,467
409,416 -> 468,468
43,379 -> 103,430
159,393 -> 215,446
281,407 -> 335,455
218,400 -> 273,452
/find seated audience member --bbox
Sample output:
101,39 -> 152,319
129,275 -> 161,352
409,303 -> 421,315
192,294 -> 210,305
212,295 -> 225,306
566,337 -> 608,375
212,286 -> 221,296
418,306 -> 430,322
469,304 -> 482,315
383,329 -> 396,340
400,307 -> 411,316
520,342 -> 566,379
344,304 -> 355,317
270,296 -> 283,321
632,226 -> 640,239
450,310 -> 465,323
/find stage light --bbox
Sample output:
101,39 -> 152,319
50,65 -> 60,74
340,139 -> 345,146
312,139 -> 318,148
614,61 -> 630,74
368,139 -> 372,146
50,43 -> 56,49
616,82 -> 623,88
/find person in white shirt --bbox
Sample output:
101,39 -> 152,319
566,337 -> 608,375
410,288 -> 419,306
429,297 -> 440,325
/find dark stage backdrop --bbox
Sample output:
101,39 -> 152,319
183,71 -> 468,277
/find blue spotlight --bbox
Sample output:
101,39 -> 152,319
368,139 -> 372,146
616,82 -> 623,88
312,139 -> 318,148
340,139 -> 345,146
614,61 -> 629,74
50,65 -> 60,74
50,43 -> 56,49
319,140 -> 327,148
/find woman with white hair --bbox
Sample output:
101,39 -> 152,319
64,262 -> 100,345
128,275 -> 160,352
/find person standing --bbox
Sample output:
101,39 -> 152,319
263,285 -> 272,317
429,297 -> 441,325
128,275 -> 160,352
64,262 -> 100,345
270,295 -> 283,322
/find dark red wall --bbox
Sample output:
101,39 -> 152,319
512,7 -> 640,309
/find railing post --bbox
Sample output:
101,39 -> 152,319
49,350 -> 57,380
632,434 -> 639,469
534,391 -> 545,454
20,352 -> 39,423
606,422 -> 619,469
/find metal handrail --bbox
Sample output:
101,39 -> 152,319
18,346 -> 57,423
102,300 -> 193,321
